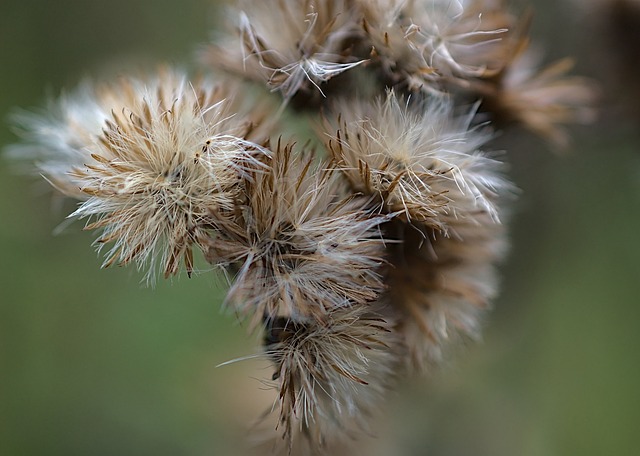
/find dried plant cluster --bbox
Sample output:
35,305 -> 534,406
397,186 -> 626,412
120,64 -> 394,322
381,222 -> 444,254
8,0 -> 595,454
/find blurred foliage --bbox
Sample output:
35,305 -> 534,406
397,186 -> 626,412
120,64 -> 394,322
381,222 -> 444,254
1,0 -> 639,455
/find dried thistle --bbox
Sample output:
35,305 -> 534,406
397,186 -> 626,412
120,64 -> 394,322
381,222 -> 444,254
358,0 -> 438,91
323,89 -> 510,370
358,0 -> 515,92
405,0 -> 512,78
258,305 -> 398,453
324,90 -> 509,231
203,0 -> 365,99
5,0 -> 597,453
470,36 -> 598,147
206,141 -> 388,327
11,68 -> 272,282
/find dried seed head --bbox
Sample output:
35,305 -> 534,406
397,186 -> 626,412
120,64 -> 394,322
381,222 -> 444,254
358,0 -> 515,92
473,37 -> 598,147
206,142 -> 388,326
259,305 -> 398,452
358,0 -> 440,92
203,0 -> 365,99
325,90 -> 509,233
11,68 -> 271,282
405,0 -> 513,79
384,216 -> 508,370
322,89 -> 511,370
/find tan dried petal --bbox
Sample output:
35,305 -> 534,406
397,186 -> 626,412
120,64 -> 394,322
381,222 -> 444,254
472,37 -> 598,147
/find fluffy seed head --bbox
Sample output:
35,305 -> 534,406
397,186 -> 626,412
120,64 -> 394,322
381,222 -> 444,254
203,0 -> 364,98
12,68 -> 271,282
384,216 -> 508,370
358,0 -> 440,92
325,90 -> 509,233
476,38 -> 598,147
357,0 -> 514,92
405,0 -> 513,79
259,305 -> 398,452
206,142 -> 388,327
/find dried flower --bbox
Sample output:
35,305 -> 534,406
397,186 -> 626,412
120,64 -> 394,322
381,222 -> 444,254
406,0 -> 512,78
258,305 -> 398,452
11,68 -> 271,282
358,0 -> 514,92
5,0 -> 597,452
324,90 -> 508,232
203,0 -> 365,99
471,37 -> 598,147
323,89 -> 510,370
206,141 -> 388,327
358,0 -> 436,91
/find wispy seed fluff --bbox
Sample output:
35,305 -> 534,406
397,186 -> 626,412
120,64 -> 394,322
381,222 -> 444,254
205,142 -> 388,327
12,69 -> 271,282
323,91 -> 510,369
404,0 -> 513,79
258,305 -> 398,453
325,91 -> 509,232
203,0 -> 364,99
358,0 -> 514,92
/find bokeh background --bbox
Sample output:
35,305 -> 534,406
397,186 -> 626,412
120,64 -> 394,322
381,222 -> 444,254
1,1 -> 639,455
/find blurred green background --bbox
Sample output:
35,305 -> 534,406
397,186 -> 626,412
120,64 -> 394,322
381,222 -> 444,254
1,1 -> 639,455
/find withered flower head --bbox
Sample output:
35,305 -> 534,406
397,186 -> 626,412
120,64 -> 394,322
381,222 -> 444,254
203,0 -> 364,98
206,142 -> 388,326
385,215 -> 508,370
407,0 -> 513,79
475,37 -> 598,147
358,0 -> 437,91
12,68 -> 271,282
259,305 -> 398,452
325,90 -> 509,233
358,0 -> 514,92
5,0 -> 596,451
323,89 -> 510,370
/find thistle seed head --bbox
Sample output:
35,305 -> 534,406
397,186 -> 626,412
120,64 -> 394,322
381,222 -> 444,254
11,68 -> 272,282
203,0 -> 365,99
406,0 -> 514,79
259,305 -> 398,452
358,0 -> 515,92
206,141 -> 388,326
325,90 -> 510,233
